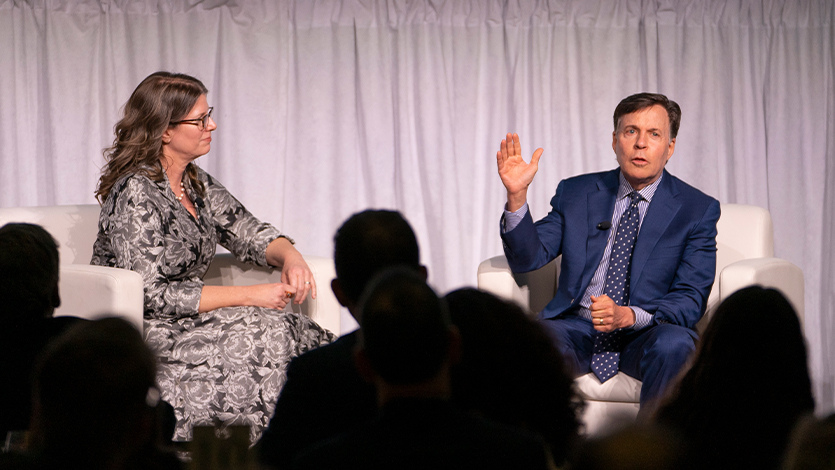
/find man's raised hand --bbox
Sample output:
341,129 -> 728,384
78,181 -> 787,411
496,133 -> 543,212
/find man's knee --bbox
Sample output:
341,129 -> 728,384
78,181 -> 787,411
539,317 -> 592,376
644,324 -> 696,363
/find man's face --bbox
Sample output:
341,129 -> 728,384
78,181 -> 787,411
612,104 -> 675,190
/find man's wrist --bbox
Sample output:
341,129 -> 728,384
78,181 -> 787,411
506,190 -> 528,212
502,203 -> 529,233
623,306 -> 636,327
630,306 -> 653,330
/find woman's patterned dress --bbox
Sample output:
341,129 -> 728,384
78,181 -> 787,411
91,165 -> 335,443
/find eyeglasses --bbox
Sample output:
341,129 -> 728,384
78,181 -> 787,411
171,107 -> 214,131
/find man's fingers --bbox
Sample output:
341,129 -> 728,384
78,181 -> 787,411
506,133 -> 515,156
531,147 -> 544,166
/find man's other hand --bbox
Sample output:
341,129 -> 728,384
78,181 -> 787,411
496,133 -> 543,212
590,294 -> 636,332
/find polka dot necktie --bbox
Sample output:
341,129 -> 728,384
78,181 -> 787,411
591,191 -> 641,383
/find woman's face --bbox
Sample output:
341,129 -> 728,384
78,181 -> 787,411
162,94 -> 216,165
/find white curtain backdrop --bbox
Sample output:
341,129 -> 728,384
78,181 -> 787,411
1,0 -> 833,412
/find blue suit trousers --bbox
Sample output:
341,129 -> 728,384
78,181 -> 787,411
540,314 -> 697,406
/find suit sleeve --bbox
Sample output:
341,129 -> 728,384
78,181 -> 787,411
500,181 -> 567,273
641,199 -> 720,328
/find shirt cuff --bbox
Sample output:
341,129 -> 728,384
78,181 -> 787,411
631,306 -> 653,330
502,202 -> 529,233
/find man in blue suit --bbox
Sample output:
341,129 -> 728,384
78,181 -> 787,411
497,93 -> 720,405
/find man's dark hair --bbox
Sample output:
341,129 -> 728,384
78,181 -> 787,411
0,223 -> 60,319
333,210 -> 420,302
445,288 -> 582,465
358,268 -> 450,385
31,318 -> 157,459
613,93 -> 682,139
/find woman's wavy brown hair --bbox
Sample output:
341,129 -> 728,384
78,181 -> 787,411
95,72 -> 209,204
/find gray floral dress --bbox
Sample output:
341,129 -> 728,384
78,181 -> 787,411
91,165 -> 335,443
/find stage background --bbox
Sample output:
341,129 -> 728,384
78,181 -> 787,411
1,0 -> 833,413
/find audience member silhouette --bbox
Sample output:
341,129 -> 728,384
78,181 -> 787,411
0,223 -> 83,438
258,209 -> 426,469
781,413 -> 835,470
21,318 -> 181,469
292,268 -> 553,470
653,286 -> 814,470
569,423 -> 687,470
444,287 -> 582,465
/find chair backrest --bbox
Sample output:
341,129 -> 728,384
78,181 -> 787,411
0,204 -> 101,265
715,203 -> 773,267
706,203 -> 774,310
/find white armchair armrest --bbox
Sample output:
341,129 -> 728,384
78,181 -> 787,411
294,255 -> 341,335
56,264 -> 145,332
477,255 -> 560,314
718,257 -> 804,325
203,253 -> 342,334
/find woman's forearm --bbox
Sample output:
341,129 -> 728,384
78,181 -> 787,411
199,285 -> 254,312
266,236 -> 298,268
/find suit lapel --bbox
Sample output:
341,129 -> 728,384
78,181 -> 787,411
630,171 -> 681,298
583,171 -> 619,287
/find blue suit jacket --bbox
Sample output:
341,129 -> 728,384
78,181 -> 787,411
501,169 -> 720,329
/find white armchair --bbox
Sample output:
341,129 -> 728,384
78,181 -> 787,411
0,204 -> 341,334
477,203 -> 804,434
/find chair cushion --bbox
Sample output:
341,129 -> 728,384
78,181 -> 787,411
574,372 -> 641,402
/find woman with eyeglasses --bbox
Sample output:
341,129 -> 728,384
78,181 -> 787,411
91,72 -> 335,444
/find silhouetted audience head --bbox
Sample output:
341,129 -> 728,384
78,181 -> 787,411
0,223 -> 83,442
654,286 -> 814,470
28,318 -> 169,469
357,268 -> 453,387
333,210 -> 423,312
570,423 -> 686,470
782,413 -> 835,470
292,272 -> 553,470
0,223 -> 60,321
444,288 -> 582,465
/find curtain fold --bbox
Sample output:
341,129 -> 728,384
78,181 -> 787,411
1,0 -> 833,412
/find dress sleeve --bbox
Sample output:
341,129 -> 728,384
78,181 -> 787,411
200,171 -> 290,268
102,178 -> 203,319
